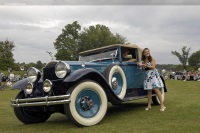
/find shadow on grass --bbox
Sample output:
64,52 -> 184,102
107,102 -> 147,115
11,102 -> 148,130
46,102 -> 146,126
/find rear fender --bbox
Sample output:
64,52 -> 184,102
160,76 -> 167,92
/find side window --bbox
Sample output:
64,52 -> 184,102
121,48 -> 137,62
129,49 -> 137,60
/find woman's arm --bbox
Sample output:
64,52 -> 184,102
146,57 -> 156,69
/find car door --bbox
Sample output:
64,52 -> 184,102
120,48 -> 145,89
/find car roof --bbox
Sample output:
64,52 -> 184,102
79,44 -> 143,61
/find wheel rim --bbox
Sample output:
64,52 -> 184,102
111,71 -> 123,95
67,81 -> 108,126
76,89 -> 100,118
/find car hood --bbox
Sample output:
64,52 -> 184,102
64,61 -> 107,66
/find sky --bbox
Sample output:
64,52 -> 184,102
0,0 -> 200,65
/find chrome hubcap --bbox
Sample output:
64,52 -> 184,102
112,77 -> 118,90
80,96 -> 93,111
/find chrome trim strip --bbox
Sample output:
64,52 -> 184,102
124,94 -> 157,101
10,94 -> 70,107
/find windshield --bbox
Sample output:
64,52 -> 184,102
79,49 -> 118,62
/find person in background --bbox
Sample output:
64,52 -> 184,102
6,79 -> 12,87
138,48 -> 166,112
169,70 -> 174,80
197,71 -> 200,81
9,72 -> 14,82
191,70 -> 195,80
184,71 -> 191,81
0,72 -> 2,86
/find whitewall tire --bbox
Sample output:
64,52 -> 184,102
64,80 -> 107,127
104,65 -> 127,99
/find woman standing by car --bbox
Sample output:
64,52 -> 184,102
138,48 -> 166,111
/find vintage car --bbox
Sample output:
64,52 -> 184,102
10,44 -> 167,127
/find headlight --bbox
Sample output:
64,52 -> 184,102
43,79 -> 53,93
55,61 -> 70,78
27,67 -> 41,83
25,82 -> 33,94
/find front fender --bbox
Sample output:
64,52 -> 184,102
63,68 -> 123,104
11,78 -> 29,90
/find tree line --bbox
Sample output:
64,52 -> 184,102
0,40 -> 46,71
54,21 -> 126,61
0,21 -> 200,71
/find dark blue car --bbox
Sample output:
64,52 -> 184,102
11,44 -> 167,127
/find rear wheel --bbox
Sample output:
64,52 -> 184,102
14,91 -> 51,124
64,80 -> 107,127
152,87 -> 165,105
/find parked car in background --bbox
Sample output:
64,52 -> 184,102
175,71 -> 185,80
10,44 -> 167,127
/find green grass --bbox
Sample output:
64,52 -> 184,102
0,70 -> 26,76
0,80 -> 200,133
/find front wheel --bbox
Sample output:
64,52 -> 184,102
152,87 -> 165,105
64,80 -> 107,127
13,91 -> 51,124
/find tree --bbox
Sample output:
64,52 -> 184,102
54,21 -> 81,60
78,24 -> 126,53
54,21 -> 126,61
0,40 -> 15,70
171,46 -> 191,67
35,61 -> 43,69
188,50 -> 200,66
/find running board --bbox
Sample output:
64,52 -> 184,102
123,94 -> 157,101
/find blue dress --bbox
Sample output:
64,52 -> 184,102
143,62 -> 164,90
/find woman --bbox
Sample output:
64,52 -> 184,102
138,48 -> 166,111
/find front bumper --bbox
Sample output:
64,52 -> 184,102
10,94 -> 70,107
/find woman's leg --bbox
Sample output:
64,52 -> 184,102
154,88 -> 165,109
147,90 -> 152,108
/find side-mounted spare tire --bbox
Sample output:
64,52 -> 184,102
103,64 -> 127,99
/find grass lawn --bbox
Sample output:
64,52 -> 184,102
0,80 -> 200,133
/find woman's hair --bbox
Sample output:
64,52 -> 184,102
141,48 -> 152,62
